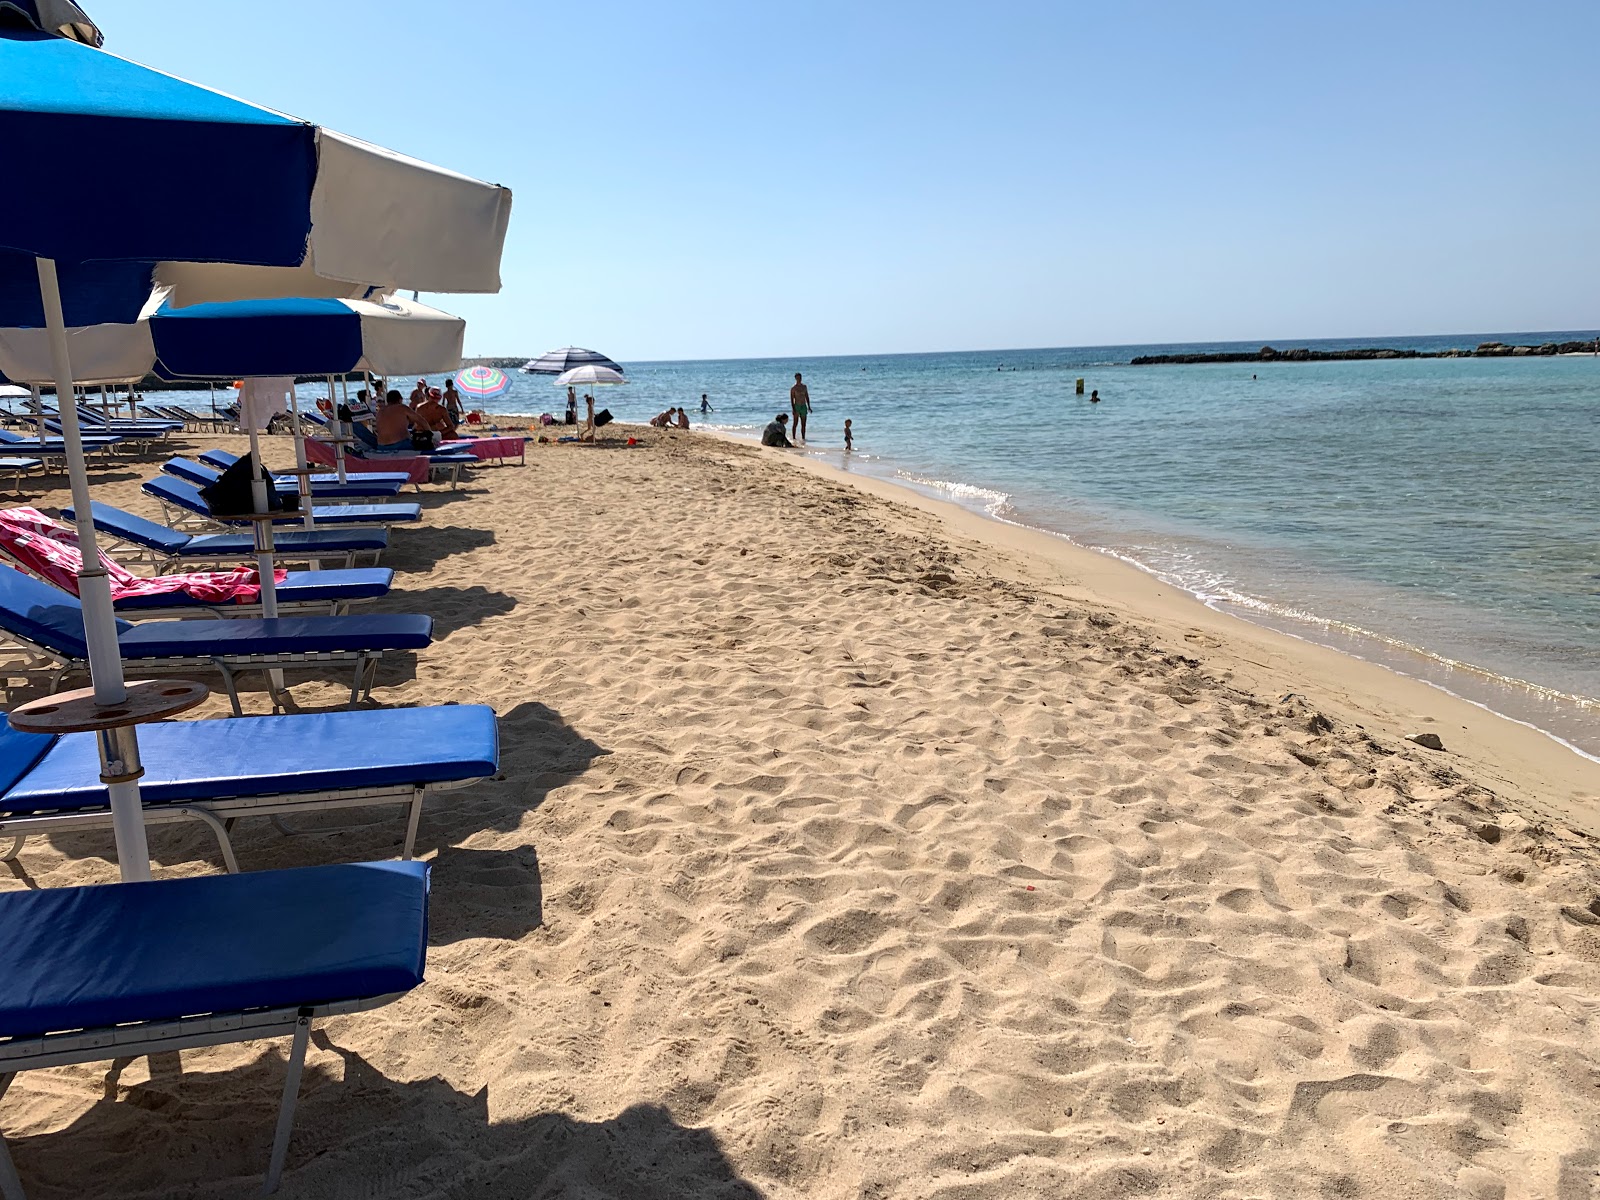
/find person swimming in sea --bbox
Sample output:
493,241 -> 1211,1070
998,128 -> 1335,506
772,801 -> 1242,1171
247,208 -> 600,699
1089,389 -> 1101,403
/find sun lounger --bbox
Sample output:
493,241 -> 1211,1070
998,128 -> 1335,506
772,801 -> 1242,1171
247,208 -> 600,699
73,402 -> 182,434
199,447 -> 416,489
143,475 -> 422,529
0,428 -> 123,454
0,563 -> 432,714
162,455 -> 406,500
303,436 -> 475,489
66,501 -> 390,570
0,461 -> 40,494
0,703 -> 498,869
0,860 -> 432,1197
0,504 -> 394,618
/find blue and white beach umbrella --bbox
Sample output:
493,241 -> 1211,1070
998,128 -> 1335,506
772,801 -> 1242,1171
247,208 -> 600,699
521,346 -> 624,375
0,7 -> 511,880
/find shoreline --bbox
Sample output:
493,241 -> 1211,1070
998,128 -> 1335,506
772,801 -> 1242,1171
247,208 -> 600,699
702,427 -> 1600,827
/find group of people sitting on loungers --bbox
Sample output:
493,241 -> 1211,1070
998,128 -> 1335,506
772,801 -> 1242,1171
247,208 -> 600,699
355,383 -> 460,452
650,406 -> 690,430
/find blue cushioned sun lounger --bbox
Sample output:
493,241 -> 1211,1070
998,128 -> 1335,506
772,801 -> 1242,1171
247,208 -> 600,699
74,402 -> 182,432
68,500 -> 389,570
111,567 -> 394,617
0,563 -> 431,714
0,704 -> 498,869
0,860 -> 430,1197
144,474 -> 422,527
0,428 -> 123,453
199,447 -> 415,489
162,455 -> 406,500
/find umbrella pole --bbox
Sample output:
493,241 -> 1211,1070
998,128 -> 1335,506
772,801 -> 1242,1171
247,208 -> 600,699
293,383 -> 318,552
35,256 -> 152,882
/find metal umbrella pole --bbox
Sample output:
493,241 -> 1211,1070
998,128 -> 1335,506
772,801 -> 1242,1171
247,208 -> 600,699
34,257 -> 151,881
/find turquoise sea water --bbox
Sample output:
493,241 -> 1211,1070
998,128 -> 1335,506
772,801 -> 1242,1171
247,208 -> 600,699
169,332 -> 1600,758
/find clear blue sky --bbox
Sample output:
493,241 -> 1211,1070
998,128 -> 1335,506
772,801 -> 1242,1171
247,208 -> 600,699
91,1 -> 1600,360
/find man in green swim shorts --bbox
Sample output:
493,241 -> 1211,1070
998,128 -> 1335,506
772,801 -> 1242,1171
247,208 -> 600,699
789,372 -> 812,442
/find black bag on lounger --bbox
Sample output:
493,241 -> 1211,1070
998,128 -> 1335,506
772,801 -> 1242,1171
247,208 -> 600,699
594,409 -> 613,428
199,455 -> 296,516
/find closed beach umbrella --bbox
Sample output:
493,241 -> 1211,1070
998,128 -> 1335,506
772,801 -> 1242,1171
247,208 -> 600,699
0,9 -> 509,880
456,364 -> 511,399
522,346 -> 624,375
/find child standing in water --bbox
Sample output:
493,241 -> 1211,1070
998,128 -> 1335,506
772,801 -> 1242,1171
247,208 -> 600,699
843,418 -> 853,451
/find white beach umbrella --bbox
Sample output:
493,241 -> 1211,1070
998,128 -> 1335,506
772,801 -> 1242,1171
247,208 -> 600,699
553,364 -> 627,388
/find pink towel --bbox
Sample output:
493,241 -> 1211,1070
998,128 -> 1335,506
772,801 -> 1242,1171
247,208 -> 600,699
0,508 -> 281,604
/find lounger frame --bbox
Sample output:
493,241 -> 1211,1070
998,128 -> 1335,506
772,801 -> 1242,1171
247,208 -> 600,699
0,625 -> 385,716
0,775 -> 475,873
0,992 -> 403,1198
93,528 -> 371,573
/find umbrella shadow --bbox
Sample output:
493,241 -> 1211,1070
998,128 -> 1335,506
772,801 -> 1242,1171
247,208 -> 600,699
385,524 -> 497,571
378,584 -> 517,638
2,1046 -> 766,1199
422,699 -> 609,843
425,843 -> 542,944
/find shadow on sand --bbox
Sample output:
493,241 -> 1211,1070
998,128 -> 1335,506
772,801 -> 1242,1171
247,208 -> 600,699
4,1044 -> 765,1199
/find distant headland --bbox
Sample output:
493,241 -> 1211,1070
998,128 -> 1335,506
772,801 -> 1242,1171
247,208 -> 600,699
1130,340 -> 1600,366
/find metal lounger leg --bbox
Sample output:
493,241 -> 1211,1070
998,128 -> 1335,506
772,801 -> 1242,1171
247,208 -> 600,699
166,806 -> 241,873
0,835 -> 24,862
261,1011 -> 312,1196
401,787 -> 425,860
0,1074 -> 24,1200
213,659 -> 245,717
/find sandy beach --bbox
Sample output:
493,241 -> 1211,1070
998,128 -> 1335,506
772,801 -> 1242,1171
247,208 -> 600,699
3,426 -> 1599,1199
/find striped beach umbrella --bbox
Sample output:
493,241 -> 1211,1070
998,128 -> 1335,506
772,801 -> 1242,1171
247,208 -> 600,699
521,346 -> 623,375
456,364 -> 511,399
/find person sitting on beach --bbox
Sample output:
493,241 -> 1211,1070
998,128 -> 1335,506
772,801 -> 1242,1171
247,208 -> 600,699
761,413 -> 794,448
673,407 -> 690,429
650,407 -> 675,429
355,389 -> 420,450
415,387 -> 459,440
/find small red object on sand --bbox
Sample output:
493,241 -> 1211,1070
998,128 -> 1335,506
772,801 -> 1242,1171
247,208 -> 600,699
1026,886 -> 1035,891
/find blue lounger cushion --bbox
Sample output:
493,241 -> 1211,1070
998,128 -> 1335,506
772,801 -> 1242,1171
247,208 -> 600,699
116,613 -> 432,657
67,501 -> 390,556
0,705 -> 498,813
199,449 -> 415,488
144,475 -> 421,525
162,457 -> 406,499
111,567 -> 394,611
0,562 -> 430,659
0,860 -> 429,1039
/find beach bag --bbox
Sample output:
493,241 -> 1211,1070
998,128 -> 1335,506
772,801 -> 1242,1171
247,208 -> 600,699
410,429 -> 437,451
594,409 -> 614,428
199,455 -> 294,515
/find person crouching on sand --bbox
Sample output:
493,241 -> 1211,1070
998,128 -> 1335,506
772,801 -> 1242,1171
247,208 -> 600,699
674,407 -> 690,429
762,413 -> 793,447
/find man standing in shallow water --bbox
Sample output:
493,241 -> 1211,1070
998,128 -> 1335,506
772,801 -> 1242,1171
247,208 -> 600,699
789,372 -> 811,441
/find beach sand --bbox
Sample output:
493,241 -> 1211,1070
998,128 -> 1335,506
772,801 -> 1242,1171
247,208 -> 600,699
2,427 -> 1599,1199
